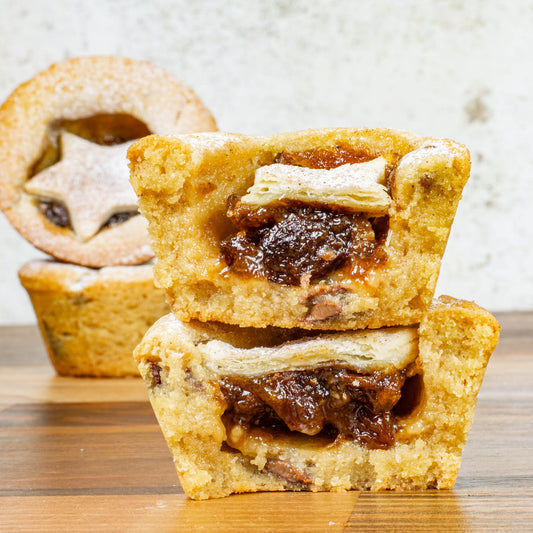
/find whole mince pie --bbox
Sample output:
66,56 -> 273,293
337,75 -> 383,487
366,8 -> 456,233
128,128 -> 471,330
0,56 -> 217,267
133,297 -> 500,499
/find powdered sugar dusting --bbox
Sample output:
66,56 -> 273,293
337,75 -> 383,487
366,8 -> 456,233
398,141 -> 453,169
24,133 -> 138,242
20,259 -> 156,292
116,244 -> 154,266
178,132 -> 236,151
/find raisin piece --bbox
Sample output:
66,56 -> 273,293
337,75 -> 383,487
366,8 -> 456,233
38,201 -> 70,228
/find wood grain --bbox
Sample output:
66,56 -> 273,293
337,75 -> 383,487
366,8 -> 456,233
1,492 -> 358,533
1,314 -> 532,532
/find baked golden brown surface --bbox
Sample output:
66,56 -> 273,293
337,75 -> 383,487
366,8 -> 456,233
134,296 -> 500,499
19,259 -> 170,377
0,56 -> 217,267
128,128 -> 470,330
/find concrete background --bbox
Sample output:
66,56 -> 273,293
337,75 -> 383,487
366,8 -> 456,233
0,0 -> 531,324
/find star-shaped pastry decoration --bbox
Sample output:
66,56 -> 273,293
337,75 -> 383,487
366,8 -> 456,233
24,132 -> 138,242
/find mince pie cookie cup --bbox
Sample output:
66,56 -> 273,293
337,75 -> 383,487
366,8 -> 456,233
128,128 -> 470,330
19,259 -> 170,377
134,296 -> 500,499
0,56 -> 217,267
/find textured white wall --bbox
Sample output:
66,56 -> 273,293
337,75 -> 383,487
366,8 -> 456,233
0,0 -> 531,324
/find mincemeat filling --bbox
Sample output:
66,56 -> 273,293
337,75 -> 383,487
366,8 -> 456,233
220,147 -> 391,286
38,200 -> 138,230
31,113 -> 150,229
221,199 -> 387,286
274,147 -> 378,169
219,361 -> 421,450
38,201 -> 71,228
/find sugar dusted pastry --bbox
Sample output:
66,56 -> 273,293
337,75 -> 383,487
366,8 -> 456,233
134,297 -> 500,499
128,128 -> 470,330
19,259 -> 170,377
0,56 -> 217,267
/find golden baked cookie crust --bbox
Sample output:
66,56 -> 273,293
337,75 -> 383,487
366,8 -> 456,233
128,128 -> 470,330
134,296 -> 500,499
19,259 -> 170,377
0,56 -> 217,267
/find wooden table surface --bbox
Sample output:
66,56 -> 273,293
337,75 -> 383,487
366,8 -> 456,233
1,312 -> 532,532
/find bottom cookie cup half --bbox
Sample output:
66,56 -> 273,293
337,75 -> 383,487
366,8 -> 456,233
134,296 -> 500,499
19,259 -> 169,377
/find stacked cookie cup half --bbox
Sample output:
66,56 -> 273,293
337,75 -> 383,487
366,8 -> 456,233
128,128 -> 500,499
0,56 -> 217,376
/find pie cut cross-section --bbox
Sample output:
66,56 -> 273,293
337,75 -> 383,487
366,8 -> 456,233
128,128 -> 470,329
133,296 -> 500,499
